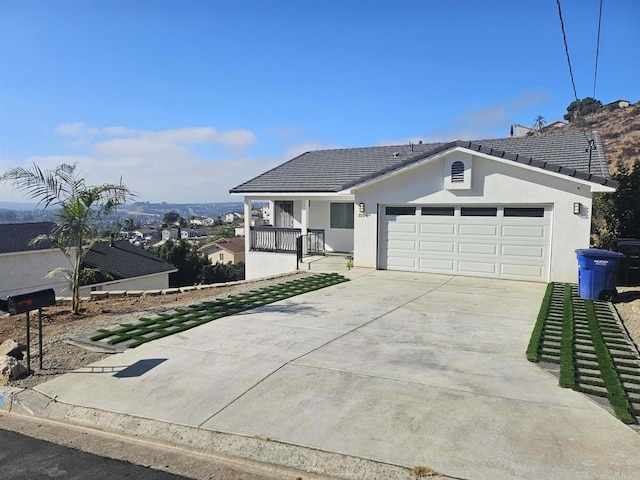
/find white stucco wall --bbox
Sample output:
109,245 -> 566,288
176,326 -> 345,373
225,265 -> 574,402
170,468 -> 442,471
353,151 -> 594,283
80,272 -> 171,295
0,249 -> 73,298
245,251 -> 298,280
309,201 -> 355,253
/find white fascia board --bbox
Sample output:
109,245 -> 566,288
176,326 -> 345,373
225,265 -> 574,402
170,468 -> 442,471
0,248 -> 62,258
340,146 -> 616,194
234,192 -> 355,201
88,270 -> 179,289
460,148 -> 617,193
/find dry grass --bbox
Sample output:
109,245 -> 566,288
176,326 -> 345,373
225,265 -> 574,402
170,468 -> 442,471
412,465 -> 438,478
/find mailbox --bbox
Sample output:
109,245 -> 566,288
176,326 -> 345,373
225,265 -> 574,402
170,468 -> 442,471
7,289 -> 56,315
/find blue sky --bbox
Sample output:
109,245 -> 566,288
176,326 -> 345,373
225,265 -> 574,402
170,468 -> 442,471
1,0 -> 638,203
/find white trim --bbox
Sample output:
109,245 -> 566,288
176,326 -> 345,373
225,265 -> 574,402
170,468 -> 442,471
232,192 -> 355,199
340,146 -> 615,194
85,269 -> 178,290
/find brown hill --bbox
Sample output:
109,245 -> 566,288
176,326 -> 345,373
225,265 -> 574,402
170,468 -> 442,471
541,101 -> 640,174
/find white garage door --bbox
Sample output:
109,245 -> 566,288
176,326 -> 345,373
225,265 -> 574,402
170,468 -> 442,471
379,205 -> 551,281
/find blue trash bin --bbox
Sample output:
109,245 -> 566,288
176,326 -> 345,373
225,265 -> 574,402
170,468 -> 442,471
575,249 -> 626,301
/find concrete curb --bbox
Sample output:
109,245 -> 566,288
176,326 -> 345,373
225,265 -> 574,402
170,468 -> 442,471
10,388 -> 425,480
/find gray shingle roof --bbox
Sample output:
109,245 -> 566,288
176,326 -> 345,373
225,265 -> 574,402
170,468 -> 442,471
82,240 -> 177,281
230,132 -> 615,193
0,222 -> 55,254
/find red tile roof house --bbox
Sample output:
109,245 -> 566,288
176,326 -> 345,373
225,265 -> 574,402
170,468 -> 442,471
230,133 -> 616,283
197,237 -> 246,265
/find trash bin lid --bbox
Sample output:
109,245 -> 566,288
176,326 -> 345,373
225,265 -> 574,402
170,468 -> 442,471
575,248 -> 626,258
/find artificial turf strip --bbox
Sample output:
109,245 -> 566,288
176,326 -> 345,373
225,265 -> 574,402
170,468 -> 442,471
559,284 -> 576,388
89,273 -> 349,347
527,282 -> 640,424
526,282 -> 553,362
584,300 -> 636,424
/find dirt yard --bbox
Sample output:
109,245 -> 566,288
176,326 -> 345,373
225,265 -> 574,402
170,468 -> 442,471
2,275 -> 639,390
1,273 -> 313,389
615,286 -> 640,350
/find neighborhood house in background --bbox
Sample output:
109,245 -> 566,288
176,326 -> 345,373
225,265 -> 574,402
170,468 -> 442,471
231,133 -> 615,283
0,222 -> 177,298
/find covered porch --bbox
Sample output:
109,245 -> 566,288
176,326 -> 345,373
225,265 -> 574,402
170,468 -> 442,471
241,196 -> 355,280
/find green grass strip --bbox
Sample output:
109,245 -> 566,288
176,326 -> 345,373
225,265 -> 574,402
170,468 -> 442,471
584,300 -> 636,424
559,284 -> 576,388
526,283 -> 554,362
90,273 -> 348,346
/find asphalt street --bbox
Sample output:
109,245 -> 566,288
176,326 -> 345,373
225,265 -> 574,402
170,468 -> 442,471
0,428 -> 190,480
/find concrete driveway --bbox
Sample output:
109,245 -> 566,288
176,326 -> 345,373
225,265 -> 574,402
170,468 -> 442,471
28,271 -> 640,479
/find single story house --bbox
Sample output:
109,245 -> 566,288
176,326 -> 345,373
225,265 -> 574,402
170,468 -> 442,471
80,240 -> 177,293
224,211 -> 244,223
0,222 -> 71,297
198,237 -> 246,265
230,132 -> 616,283
605,99 -> 631,109
509,124 -> 537,137
0,222 -> 177,298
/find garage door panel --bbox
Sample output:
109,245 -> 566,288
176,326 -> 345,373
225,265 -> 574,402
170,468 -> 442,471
418,258 -> 455,271
458,242 -> 497,255
501,244 -> 544,258
459,224 -> 498,236
388,239 -> 416,251
419,224 -> 455,235
381,205 -> 550,282
387,256 -> 417,268
458,261 -> 497,274
388,223 -> 417,234
502,225 -> 546,238
419,241 -> 455,253
500,264 -> 544,277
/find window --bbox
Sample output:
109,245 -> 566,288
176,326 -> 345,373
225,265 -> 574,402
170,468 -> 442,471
461,207 -> 497,217
504,207 -> 545,217
330,203 -> 354,229
219,253 -> 225,261
385,206 -> 416,216
451,161 -> 465,183
421,206 -> 454,216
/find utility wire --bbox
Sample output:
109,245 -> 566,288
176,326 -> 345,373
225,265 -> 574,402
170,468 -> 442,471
556,0 -> 580,102
555,0 -> 596,172
593,0 -> 603,98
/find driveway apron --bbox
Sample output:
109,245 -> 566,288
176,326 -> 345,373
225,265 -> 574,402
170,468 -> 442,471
34,271 -> 640,480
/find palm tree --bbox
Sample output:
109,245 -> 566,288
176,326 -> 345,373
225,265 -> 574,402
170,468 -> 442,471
533,115 -> 546,133
1,163 -> 134,313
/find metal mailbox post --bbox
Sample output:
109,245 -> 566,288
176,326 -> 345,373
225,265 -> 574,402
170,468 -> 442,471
6,289 -> 56,372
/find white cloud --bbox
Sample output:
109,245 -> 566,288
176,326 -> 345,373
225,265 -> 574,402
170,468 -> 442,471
54,122 -> 88,136
387,91 -> 553,145
1,123 -> 268,203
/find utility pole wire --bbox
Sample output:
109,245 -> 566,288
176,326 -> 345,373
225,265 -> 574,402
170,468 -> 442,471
555,0 -> 596,172
593,0 -> 603,98
556,0 -> 580,102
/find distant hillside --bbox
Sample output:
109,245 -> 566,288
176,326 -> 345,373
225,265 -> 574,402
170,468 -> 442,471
542,101 -> 640,174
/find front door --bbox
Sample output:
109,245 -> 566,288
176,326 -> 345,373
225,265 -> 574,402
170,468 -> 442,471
275,201 -> 294,228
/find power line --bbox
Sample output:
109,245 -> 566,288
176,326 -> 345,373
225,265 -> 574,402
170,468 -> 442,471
593,0 -> 603,98
555,0 -> 598,173
556,0 -> 580,103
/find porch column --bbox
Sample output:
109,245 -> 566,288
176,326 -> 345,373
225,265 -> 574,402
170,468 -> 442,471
243,197 -> 252,250
300,199 -> 309,236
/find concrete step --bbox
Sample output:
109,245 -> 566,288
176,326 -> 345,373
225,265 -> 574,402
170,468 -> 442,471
301,254 -> 352,272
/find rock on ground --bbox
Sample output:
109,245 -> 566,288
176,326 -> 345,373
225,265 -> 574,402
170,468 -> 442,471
1,355 -> 27,385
